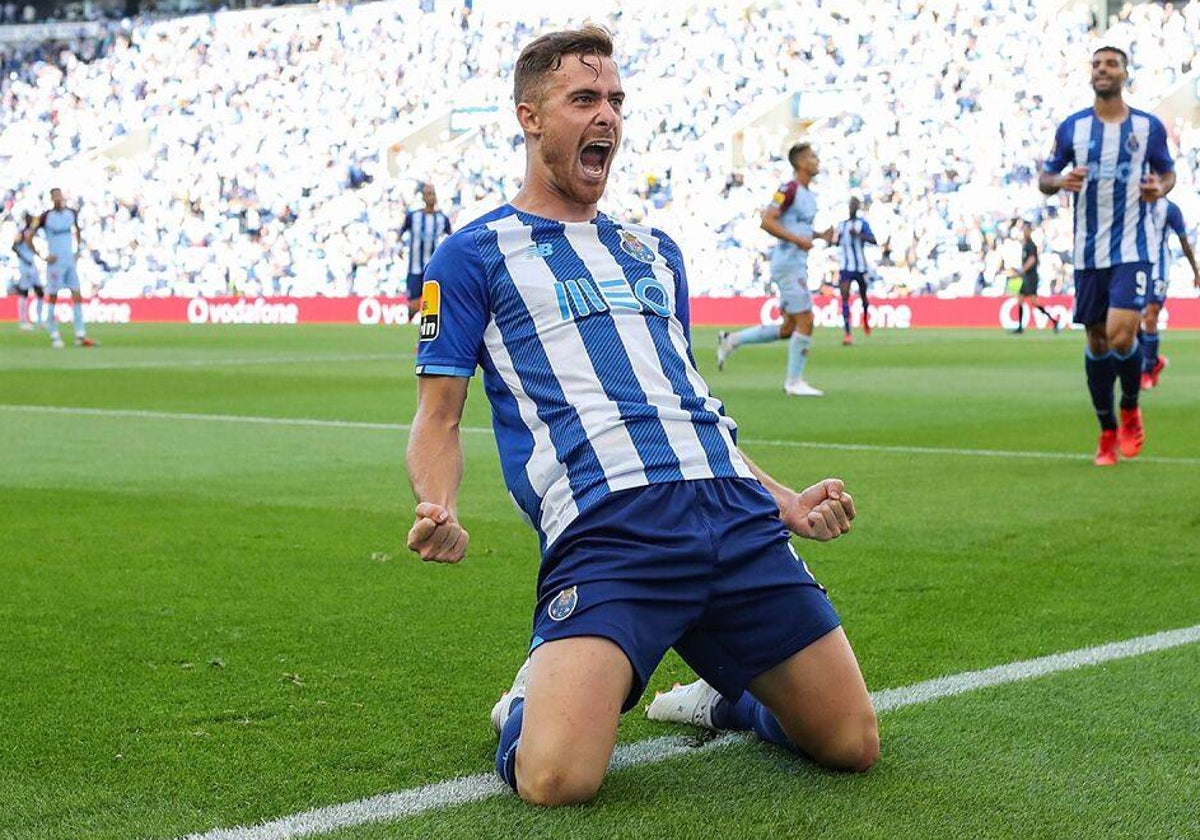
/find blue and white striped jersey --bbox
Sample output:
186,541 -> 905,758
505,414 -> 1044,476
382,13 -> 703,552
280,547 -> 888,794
836,217 -> 874,273
1149,198 -> 1186,282
401,209 -> 452,275
1042,107 -> 1173,269
414,205 -> 753,554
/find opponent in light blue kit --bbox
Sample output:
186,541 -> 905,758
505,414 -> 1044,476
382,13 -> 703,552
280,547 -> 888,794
405,26 -> 876,807
9,211 -> 46,331
35,188 -> 94,348
1141,198 -> 1199,390
715,142 -> 833,396
1039,46 -> 1172,466
834,196 -> 876,345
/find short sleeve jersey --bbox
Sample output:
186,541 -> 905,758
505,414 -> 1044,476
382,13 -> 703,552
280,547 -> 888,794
836,217 -> 874,273
768,181 -> 817,279
1150,198 -> 1186,281
1042,107 -> 1173,269
414,205 -> 753,555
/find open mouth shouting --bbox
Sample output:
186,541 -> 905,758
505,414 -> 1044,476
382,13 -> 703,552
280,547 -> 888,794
579,138 -> 615,181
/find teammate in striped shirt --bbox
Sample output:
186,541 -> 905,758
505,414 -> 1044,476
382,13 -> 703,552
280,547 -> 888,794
405,25 -> 876,807
715,143 -> 834,396
1141,198 -> 1199,389
1038,46 -> 1173,466
833,197 -> 876,345
400,184 -> 451,322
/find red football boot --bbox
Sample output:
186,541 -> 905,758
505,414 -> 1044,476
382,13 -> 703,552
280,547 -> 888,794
1117,408 -> 1145,459
1094,430 -> 1118,466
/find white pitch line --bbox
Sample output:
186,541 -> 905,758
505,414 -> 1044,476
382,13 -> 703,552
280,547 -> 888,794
0,353 -> 404,372
3,404 -> 1199,466
175,624 -> 1200,840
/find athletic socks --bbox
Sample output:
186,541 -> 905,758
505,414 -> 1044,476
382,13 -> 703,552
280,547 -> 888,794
841,297 -> 852,334
730,323 -> 781,347
495,697 -> 524,791
712,693 -> 795,752
17,297 -> 27,324
1085,350 -> 1117,431
1141,332 -> 1160,373
72,301 -> 86,337
787,333 -> 812,382
44,301 -> 58,335
1114,340 -> 1141,411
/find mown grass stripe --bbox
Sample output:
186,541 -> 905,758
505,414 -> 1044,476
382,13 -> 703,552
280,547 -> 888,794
4,404 -> 1198,466
173,624 -> 1200,840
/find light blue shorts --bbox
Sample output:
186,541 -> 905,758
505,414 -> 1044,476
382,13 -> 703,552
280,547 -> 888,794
46,263 -> 80,295
773,271 -> 813,314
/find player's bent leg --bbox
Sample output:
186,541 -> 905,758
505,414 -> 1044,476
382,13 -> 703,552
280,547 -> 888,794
512,636 -> 632,806
746,627 -> 878,772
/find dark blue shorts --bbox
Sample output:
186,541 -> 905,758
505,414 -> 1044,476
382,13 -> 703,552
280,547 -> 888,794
406,272 -> 425,301
529,478 -> 842,711
1146,273 -> 1168,307
839,270 -> 866,286
1073,262 -> 1149,324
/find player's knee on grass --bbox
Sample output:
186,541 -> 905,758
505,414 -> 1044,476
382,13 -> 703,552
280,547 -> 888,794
806,707 -> 879,773
515,752 -> 605,806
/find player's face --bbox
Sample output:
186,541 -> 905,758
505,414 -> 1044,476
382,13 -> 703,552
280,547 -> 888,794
1090,51 -> 1126,98
50,189 -> 64,208
422,185 -> 437,206
527,53 -> 624,208
795,148 -> 820,178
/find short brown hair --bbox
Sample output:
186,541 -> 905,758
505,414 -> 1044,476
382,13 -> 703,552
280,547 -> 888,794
513,25 -> 614,106
787,143 -> 812,170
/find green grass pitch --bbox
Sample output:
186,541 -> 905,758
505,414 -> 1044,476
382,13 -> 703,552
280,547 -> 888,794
1,323 -> 1197,839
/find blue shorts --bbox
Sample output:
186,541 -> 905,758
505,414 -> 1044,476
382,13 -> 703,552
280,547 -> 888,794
45,263 -> 80,296
839,270 -> 866,286
17,264 -> 41,291
406,272 -> 425,301
529,478 -> 842,711
1146,273 -> 1168,307
1073,262 -> 1149,325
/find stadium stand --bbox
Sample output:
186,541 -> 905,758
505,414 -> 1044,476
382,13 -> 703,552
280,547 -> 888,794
1,0 -> 1199,300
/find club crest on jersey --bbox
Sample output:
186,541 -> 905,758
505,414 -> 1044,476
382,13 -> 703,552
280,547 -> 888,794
548,586 -> 578,621
418,280 -> 441,341
618,230 -> 656,264
1125,133 -> 1140,154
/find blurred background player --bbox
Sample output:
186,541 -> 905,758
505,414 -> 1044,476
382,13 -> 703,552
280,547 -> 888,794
400,183 -> 452,323
10,211 -> 46,331
834,196 -> 876,346
1141,197 -> 1199,389
1038,46 -> 1172,466
716,143 -> 833,396
35,188 -> 94,349
1013,221 -> 1062,334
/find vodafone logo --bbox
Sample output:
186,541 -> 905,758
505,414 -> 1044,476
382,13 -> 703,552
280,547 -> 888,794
998,298 -> 1074,330
758,297 -> 912,329
186,298 -> 299,325
52,299 -> 131,324
356,297 -> 412,325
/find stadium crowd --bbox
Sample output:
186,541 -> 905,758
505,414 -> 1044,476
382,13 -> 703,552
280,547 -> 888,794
2,0 -> 1200,300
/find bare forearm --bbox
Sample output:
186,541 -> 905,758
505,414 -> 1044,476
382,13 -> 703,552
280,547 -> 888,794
1160,170 -> 1176,197
761,217 -> 813,250
406,415 -> 464,514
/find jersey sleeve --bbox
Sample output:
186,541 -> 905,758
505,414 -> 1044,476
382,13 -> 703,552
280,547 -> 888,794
414,231 -> 489,378
1166,202 -> 1186,236
860,219 -> 875,241
770,182 -> 796,214
1146,117 -> 1174,174
1042,120 -> 1074,173
442,213 -> 452,235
